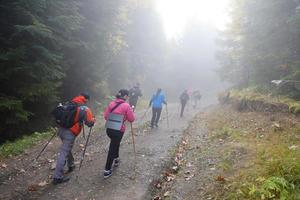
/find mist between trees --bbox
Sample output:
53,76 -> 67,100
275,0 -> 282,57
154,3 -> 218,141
0,0 -> 298,143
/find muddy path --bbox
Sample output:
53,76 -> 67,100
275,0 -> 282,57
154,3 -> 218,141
0,102 -> 205,200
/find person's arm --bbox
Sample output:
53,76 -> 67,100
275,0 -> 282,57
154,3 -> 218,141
149,95 -> 153,107
103,103 -> 111,120
85,107 -> 96,127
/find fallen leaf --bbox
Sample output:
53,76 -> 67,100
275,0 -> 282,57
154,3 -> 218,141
216,175 -> 226,182
38,181 -> 48,187
172,166 -> 178,171
154,183 -> 162,189
20,169 -> 26,173
50,163 -> 56,170
166,175 -> 174,182
153,196 -> 161,200
288,145 -> 298,150
186,162 -> 193,167
28,184 -> 38,191
164,191 -> 170,197
1,163 -> 7,168
273,123 -> 280,128
164,172 -> 176,182
79,144 -> 84,148
47,159 -> 54,163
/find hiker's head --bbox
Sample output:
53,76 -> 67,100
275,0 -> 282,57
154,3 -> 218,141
116,89 -> 129,100
80,92 -> 90,101
156,88 -> 162,96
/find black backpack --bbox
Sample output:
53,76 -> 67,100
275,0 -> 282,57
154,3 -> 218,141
52,102 -> 78,128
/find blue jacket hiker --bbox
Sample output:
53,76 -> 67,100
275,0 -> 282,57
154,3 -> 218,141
149,88 -> 167,128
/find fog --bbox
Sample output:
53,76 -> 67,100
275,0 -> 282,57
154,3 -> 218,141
140,20 -> 229,104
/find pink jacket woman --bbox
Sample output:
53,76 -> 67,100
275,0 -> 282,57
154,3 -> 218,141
103,89 -> 135,179
104,98 -> 135,133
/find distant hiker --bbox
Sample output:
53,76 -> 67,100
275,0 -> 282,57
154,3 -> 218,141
103,89 -> 135,179
179,89 -> 190,117
52,93 -> 95,185
149,88 -> 167,128
129,83 -> 142,111
192,90 -> 202,108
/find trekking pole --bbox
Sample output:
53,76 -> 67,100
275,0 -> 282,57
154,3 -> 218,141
138,107 -> 150,134
140,107 -> 150,122
82,124 -> 86,140
78,126 -> 93,172
130,123 -> 137,178
166,104 -> 169,128
35,131 -> 57,161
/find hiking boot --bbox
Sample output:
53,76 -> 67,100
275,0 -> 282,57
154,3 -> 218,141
103,169 -> 113,179
113,158 -> 120,167
68,165 -> 75,173
52,177 -> 70,185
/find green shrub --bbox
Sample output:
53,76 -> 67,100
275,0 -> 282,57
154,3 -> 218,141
0,130 -> 54,158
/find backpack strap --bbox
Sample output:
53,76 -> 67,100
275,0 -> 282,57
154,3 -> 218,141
78,106 -> 87,124
110,102 -> 124,113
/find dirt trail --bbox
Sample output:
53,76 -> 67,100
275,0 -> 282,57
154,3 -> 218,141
0,102 -> 205,200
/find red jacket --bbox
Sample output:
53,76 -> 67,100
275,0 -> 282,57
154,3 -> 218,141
69,95 -> 95,136
104,98 -> 135,133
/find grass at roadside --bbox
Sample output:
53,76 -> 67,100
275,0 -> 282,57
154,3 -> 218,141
227,88 -> 300,115
205,107 -> 300,199
0,129 -> 55,158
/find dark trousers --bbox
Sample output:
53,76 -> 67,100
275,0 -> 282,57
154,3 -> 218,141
105,129 -> 123,170
151,107 -> 162,127
129,98 -> 138,111
180,101 -> 187,117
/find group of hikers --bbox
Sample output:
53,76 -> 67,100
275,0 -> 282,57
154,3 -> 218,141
51,84 -> 201,185
179,89 -> 202,118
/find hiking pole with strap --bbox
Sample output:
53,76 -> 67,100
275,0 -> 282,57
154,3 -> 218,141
166,104 -> 169,128
130,123 -> 137,178
78,126 -> 93,172
35,131 -> 57,161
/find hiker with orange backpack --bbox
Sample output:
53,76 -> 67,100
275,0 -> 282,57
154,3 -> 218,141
103,89 -> 135,179
52,93 -> 95,185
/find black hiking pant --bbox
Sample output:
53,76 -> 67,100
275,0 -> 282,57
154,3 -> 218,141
129,98 -> 138,111
180,101 -> 187,117
105,128 -> 124,170
151,107 -> 162,127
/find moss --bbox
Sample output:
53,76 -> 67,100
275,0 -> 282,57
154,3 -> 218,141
227,88 -> 300,115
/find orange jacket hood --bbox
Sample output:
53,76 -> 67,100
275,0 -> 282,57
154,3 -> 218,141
71,95 -> 87,104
